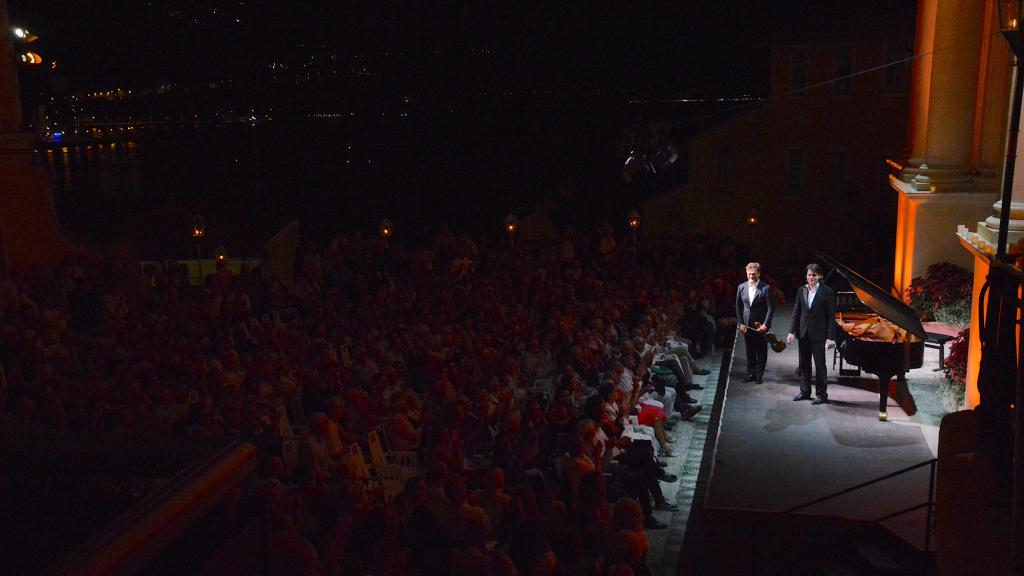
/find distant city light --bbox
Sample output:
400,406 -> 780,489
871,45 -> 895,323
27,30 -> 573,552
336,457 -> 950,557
13,27 -> 38,42
20,51 -> 43,65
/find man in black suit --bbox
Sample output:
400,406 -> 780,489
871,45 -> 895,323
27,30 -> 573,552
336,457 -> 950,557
735,262 -> 775,384
787,263 -> 837,404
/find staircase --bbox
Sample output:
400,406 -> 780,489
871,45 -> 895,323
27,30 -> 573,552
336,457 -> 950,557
684,508 -> 935,576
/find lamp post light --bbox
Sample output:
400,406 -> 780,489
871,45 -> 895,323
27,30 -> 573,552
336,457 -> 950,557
13,27 -> 39,43
627,209 -> 641,255
746,210 -> 758,256
505,213 -> 519,248
214,246 -> 228,273
995,2 -> 1024,570
191,215 -> 205,285
998,1 -> 1024,260
628,209 -> 641,238
11,26 -> 42,66
378,218 -> 393,249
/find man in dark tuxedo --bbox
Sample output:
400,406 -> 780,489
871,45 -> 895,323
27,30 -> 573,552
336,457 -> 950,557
735,262 -> 775,384
787,263 -> 837,404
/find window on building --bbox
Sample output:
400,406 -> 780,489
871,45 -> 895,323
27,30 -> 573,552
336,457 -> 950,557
717,147 -> 729,192
885,41 -> 910,93
829,152 -> 849,197
786,149 -> 804,196
834,45 -> 852,94
791,47 -> 808,93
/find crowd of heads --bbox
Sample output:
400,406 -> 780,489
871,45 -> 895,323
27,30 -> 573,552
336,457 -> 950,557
0,226 -> 756,575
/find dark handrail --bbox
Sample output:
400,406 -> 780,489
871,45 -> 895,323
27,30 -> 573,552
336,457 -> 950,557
926,453 -> 937,551
750,457 -> 939,573
778,457 -> 937,516
869,501 -> 931,524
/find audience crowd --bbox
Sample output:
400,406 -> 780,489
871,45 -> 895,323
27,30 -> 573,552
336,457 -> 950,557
0,226 -> 758,576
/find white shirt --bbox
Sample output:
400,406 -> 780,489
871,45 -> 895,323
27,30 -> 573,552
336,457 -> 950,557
747,283 -> 758,306
807,284 -> 818,307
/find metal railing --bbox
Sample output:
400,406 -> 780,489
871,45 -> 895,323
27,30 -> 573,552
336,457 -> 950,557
749,457 -> 938,572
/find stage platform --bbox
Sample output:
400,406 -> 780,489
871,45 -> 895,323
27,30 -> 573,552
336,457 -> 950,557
657,304 -> 957,575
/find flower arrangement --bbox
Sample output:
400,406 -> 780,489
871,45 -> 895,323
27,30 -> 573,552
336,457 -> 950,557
934,298 -> 971,329
905,262 -> 971,321
906,262 -> 971,410
944,328 -> 969,383
941,328 -> 969,411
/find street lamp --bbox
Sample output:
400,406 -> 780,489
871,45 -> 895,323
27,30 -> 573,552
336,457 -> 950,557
18,51 -> 42,65
378,218 -> 393,248
628,210 -> 641,245
11,26 -> 43,66
12,27 -> 39,43
995,3 -> 1024,570
191,215 -> 205,285
997,1 -> 1024,259
214,245 -> 228,268
505,213 -> 519,248
746,209 -> 758,255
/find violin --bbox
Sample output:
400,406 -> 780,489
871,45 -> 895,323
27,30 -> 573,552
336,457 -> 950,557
741,323 -> 787,353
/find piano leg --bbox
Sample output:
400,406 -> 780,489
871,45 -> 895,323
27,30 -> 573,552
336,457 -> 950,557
877,372 -> 894,421
894,372 -> 916,417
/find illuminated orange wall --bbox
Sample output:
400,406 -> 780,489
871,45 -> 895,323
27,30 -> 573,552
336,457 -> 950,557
965,252 -> 987,407
906,0 -> 936,162
892,191 -> 917,294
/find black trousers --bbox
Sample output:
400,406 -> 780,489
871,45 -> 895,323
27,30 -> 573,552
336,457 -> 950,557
616,442 -> 667,506
742,330 -> 768,378
798,337 -> 828,398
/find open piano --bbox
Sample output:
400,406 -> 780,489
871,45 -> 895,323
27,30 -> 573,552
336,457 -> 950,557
819,254 -> 926,421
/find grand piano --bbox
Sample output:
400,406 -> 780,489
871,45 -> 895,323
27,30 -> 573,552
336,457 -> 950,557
819,254 -> 926,421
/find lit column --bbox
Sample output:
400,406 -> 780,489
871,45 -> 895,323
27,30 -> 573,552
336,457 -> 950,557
905,0 -> 937,164
893,0 -> 997,294
970,66 -> 1024,254
975,2 -> 1013,176
969,4 -> 1024,256
907,0 -> 984,182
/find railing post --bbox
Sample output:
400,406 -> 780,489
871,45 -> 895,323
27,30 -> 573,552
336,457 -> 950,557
926,458 -> 936,552
749,515 -> 759,574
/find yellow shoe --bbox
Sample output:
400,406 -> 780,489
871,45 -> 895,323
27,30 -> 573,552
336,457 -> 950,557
878,411 -> 888,421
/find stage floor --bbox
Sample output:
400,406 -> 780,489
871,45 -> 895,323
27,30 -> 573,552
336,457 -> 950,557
704,303 -> 946,549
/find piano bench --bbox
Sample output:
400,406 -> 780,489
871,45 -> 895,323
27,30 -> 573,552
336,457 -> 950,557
924,332 -> 956,372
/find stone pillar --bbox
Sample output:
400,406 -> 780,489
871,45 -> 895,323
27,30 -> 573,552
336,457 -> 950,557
907,0 -> 984,178
972,63 -> 1024,255
906,0 -> 937,163
893,0 -> 998,294
976,1 -> 1012,179
920,0 -> 984,170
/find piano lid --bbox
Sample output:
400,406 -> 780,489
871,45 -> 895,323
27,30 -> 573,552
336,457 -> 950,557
817,253 -> 927,340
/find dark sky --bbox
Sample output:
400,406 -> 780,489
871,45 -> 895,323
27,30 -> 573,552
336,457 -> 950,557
4,0 -> 919,249
11,1 -> 890,96
7,1 -> 917,106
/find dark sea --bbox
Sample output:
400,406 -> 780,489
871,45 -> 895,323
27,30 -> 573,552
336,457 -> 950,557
40,96 -> 704,259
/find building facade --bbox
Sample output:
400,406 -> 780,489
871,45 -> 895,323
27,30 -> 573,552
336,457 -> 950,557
646,25 -> 914,283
